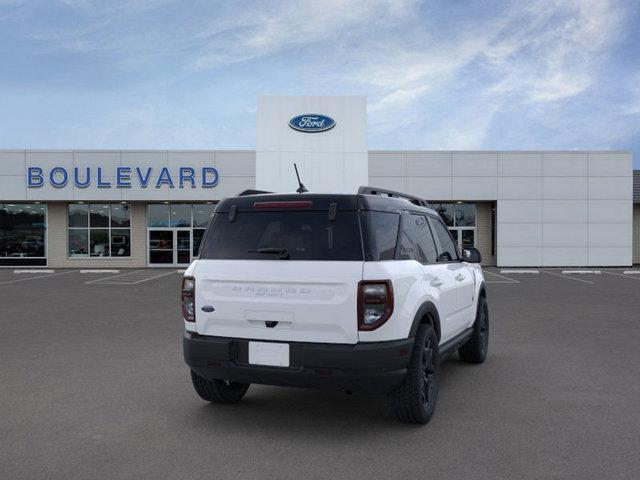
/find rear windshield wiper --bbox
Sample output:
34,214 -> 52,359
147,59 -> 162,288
249,247 -> 290,259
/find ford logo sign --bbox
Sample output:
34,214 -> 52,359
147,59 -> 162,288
289,114 -> 335,133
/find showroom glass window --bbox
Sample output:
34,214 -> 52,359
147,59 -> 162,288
68,203 -> 131,257
0,204 -> 47,263
426,202 -> 476,250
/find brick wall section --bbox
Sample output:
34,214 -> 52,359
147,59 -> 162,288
634,204 -> 640,265
47,202 -> 148,268
476,201 -> 496,266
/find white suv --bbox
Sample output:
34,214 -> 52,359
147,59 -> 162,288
181,187 -> 489,424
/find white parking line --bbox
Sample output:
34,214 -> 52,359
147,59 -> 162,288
542,270 -> 594,284
500,269 -> 539,274
604,271 -> 640,281
0,270 -> 76,285
85,269 -> 180,285
561,270 -> 601,275
14,269 -> 54,274
80,269 -> 120,274
623,270 -> 640,275
484,270 -> 519,284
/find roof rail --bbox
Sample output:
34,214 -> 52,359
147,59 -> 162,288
236,189 -> 273,196
357,186 -> 430,207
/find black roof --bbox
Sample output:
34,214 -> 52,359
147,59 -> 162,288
215,192 -> 438,215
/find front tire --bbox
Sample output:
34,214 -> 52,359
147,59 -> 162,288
387,324 -> 440,424
458,296 -> 489,364
190,370 -> 250,404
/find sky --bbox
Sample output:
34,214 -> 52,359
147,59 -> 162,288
0,0 -> 639,167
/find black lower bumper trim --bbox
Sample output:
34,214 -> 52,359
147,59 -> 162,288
183,332 -> 414,394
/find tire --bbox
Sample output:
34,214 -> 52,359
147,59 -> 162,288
458,296 -> 489,364
190,370 -> 250,404
387,324 -> 440,424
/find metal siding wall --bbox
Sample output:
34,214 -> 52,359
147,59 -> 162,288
47,202 -> 148,268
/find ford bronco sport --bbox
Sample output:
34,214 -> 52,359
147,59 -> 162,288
182,187 -> 488,424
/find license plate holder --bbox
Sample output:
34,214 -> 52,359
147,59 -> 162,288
248,341 -> 290,367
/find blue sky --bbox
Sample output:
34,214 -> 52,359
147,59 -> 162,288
1,0 -> 639,167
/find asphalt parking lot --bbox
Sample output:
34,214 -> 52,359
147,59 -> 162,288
1,267 -> 639,479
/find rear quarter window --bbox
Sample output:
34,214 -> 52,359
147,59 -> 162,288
362,211 -> 400,261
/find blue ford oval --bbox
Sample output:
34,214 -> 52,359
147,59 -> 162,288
289,114 -> 336,133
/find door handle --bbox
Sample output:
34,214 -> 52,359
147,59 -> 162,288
455,273 -> 465,281
430,278 -> 444,287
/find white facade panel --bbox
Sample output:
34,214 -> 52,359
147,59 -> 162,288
26,150 -> 74,169
256,95 -> 367,194
588,223 -> 632,247
542,152 -> 587,176
406,177 -> 451,200
543,223 -> 588,247
543,176 -> 587,199
0,150 -> 26,176
542,200 -> 588,224
498,177 -> 542,200
587,247 -> 632,266
587,176 -> 633,200
543,247 -> 588,266
498,200 -> 542,223
168,151 -> 215,175
497,152 -> 542,177
74,151 -> 120,176
498,246 -> 543,267
497,223 -> 542,247
587,200 -> 632,224
451,152 -> 497,177
369,152 -> 406,177
587,152 -> 632,176
406,152 -> 451,177
215,151 -> 255,177
0,176 -> 27,199
451,176 -> 497,200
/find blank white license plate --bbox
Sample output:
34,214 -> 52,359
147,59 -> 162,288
248,341 -> 290,367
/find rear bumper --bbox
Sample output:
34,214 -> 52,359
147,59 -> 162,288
183,331 -> 414,394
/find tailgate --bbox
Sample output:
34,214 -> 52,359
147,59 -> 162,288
194,260 -> 363,344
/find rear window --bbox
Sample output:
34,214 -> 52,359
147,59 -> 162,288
199,211 -> 363,261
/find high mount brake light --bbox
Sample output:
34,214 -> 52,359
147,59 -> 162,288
181,276 -> 195,322
357,280 -> 394,331
253,201 -> 313,209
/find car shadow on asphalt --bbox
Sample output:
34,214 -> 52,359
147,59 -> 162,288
177,357 -> 478,434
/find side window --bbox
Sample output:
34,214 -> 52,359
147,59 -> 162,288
429,217 -> 459,262
411,214 -> 438,263
396,213 -> 416,261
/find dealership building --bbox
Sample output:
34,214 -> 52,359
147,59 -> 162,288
0,96 -> 638,268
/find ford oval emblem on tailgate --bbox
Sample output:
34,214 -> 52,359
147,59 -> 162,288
201,305 -> 215,312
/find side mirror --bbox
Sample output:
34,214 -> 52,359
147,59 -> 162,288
462,247 -> 481,264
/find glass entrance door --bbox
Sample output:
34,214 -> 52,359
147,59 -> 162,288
448,228 -> 475,252
148,229 -> 192,266
176,230 -> 191,264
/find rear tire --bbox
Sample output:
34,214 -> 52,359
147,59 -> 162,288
387,324 -> 439,424
458,296 -> 489,364
190,370 -> 250,404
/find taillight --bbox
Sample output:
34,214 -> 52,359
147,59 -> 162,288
181,276 -> 195,322
357,280 -> 394,331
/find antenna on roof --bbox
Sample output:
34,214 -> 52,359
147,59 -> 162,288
294,163 -> 308,194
